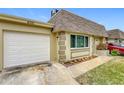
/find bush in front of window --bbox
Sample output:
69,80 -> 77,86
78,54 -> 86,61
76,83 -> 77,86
97,43 -> 107,50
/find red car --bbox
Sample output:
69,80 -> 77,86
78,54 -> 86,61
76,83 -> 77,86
107,43 -> 124,55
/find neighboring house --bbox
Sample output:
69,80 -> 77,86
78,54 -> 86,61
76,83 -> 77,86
0,9 -> 108,71
107,29 -> 124,45
48,10 -> 108,63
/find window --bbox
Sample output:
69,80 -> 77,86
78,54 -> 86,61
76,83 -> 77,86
71,35 -> 89,48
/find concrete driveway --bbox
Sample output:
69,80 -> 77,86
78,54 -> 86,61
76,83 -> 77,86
0,56 -> 113,85
0,63 -> 79,85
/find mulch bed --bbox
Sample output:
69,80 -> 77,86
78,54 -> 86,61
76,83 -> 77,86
64,55 -> 97,67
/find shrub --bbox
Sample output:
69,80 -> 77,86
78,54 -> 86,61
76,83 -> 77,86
111,49 -> 120,56
97,43 -> 107,50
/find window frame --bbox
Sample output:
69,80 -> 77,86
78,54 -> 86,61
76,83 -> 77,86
70,34 -> 89,49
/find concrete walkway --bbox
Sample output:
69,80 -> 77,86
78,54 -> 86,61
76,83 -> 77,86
67,56 -> 113,78
44,63 -> 79,85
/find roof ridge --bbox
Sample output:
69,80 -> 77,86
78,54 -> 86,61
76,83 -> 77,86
108,29 -> 123,32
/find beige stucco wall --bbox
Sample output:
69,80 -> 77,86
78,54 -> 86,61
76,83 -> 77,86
90,36 -> 94,56
93,36 -> 107,55
94,37 -> 101,46
0,28 -> 3,71
50,33 -> 57,62
0,21 -> 54,71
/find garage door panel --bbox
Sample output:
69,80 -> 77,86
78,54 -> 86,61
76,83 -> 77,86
4,31 -> 50,68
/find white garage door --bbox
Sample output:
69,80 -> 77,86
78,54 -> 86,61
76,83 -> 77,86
4,31 -> 50,68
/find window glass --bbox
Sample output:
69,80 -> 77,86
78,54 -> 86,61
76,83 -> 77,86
77,35 -> 84,47
71,35 -> 76,48
85,36 -> 88,47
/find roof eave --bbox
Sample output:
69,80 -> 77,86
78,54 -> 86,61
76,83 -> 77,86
52,29 -> 107,37
0,14 -> 53,28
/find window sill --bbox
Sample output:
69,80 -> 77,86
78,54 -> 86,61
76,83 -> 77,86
70,47 -> 89,50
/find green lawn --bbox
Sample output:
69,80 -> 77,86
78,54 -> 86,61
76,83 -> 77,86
76,57 -> 124,85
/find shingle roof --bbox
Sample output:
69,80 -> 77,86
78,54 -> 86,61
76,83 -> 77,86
48,9 -> 108,37
107,29 -> 124,39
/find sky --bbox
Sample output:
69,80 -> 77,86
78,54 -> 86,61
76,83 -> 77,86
0,8 -> 124,31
